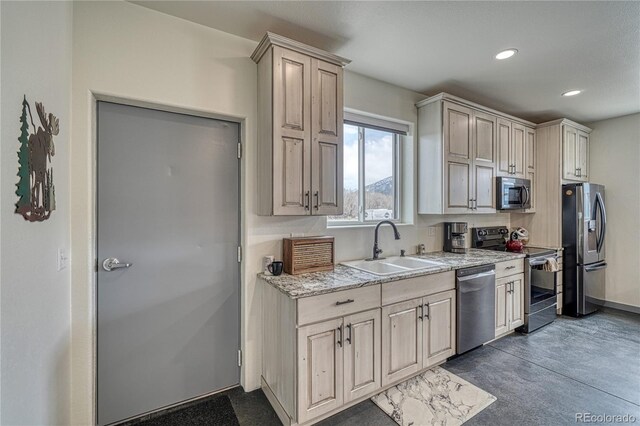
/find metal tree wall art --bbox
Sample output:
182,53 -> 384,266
15,95 -> 58,221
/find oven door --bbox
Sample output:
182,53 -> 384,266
525,256 -> 558,313
497,177 -> 531,210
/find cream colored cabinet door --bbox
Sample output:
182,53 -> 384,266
297,317 -> 343,423
525,127 -> 536,174
423,290 -> 456,367
443,101 -> 473,213
273,46 -> 312,215
496,118 -> 512,176
472,111 -> 497,212
576,130 -> 589,181
343,309 -> 381,403
495,277 -> 509,337
509,274 -> 525,330
311,58 -> 343,215
381,298 -> 423,386
562,125 -> 578,181
524,127 -> 536,212
511,123 -> 526,178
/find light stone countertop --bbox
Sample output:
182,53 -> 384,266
259,248 -> 526,299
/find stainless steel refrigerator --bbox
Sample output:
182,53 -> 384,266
562,183 -> 607,316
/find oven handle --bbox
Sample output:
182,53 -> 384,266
522,185 -> 530,208
529,256 -> 561,267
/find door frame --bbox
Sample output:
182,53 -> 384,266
85,91 -> 246,424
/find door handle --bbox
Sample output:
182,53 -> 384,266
585,262 -> 607,272
314,191 -> 319,210
595,192 -> 607,253
304,191 -> 310,210
337,325 -> 343,347
102,258 -> 132,272
346,323 -> 352,345
424,303 -> 430,319
418,304 -> 424,321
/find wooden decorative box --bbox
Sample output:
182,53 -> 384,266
283,236 -> 335,275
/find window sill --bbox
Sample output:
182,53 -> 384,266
327,221 -> 414,230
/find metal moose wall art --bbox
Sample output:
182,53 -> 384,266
15,95 -> 58,222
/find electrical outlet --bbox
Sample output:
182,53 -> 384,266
57,248 -> 68,271
428,226 -> 437,237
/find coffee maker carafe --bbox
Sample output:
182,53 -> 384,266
444,222 -> 468,253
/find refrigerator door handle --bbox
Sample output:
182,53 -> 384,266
595,192 -> 607,253
585,262 -> 607,272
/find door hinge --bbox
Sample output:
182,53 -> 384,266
237,143 -> 242,159
237,246 -> 242,263
238,349 -> 243,367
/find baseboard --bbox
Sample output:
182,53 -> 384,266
261,377 -> 292,426
592,298 -> 640,315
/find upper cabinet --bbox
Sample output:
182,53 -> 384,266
252,33 -> 350,216
562,123 -> 590,182
496,119 -> 530,179
417,93 -> 536,215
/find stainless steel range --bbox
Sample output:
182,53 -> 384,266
472,226 -> 559,333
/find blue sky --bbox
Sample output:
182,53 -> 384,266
344,124 -> 393,190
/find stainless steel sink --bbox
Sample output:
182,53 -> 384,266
342,256 -> 444,276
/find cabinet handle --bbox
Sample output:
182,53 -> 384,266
424,303 -> 430,319
304,191 -> 310,210
335,299 -> 354,306
505,265 -> 516,270
472,199 -> 477,210
469,199 -> 473,209
314,191 -> 319,210
346,323 -> 352,345
337,325 -> 343,347
418,304 -> 424,321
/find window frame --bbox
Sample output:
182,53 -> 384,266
329,122 -> 402,226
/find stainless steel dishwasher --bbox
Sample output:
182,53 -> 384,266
457,264 -> 496,354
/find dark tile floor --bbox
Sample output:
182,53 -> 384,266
225,308 -> 640,425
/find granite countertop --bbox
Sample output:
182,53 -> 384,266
259,248 -> 526,299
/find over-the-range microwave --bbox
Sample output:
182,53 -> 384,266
496,177 -> 531,210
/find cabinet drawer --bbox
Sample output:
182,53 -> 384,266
495,259 -> 524,278
297,285 -> 380,326
381,271 -> 455,306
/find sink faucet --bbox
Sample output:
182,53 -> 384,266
367,220 -> 401,261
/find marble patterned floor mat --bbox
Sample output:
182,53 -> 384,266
371,366 -> 496,426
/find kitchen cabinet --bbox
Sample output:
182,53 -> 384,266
343,309 -> 381,403
252,32 -> 349,216
562,124 -> 590,182
495,273 -> 524,337
497,119 -> 527,178
524,127 -> 536,212
261,269 -> 457,425
510,119 -> 591,249
297,308 -> 381,423
382,289 -> 456,385
297,318 -> 344,422
417,93 -> 536,215
381,298 -> 423,385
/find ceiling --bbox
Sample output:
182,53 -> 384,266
132,1 -> 640,123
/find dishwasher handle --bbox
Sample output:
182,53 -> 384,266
457,270 -> 496,283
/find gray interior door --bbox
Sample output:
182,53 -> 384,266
97,102 -> 240,425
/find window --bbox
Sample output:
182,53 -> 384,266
329,119 -> 404,225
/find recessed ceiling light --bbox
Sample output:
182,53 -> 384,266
495,49 -> 518,60
562,90 -> 582,97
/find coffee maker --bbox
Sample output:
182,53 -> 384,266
443,222 -> 468,253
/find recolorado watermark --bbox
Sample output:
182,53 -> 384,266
576,413 -> 637,423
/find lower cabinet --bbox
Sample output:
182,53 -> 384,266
495,274 -> 524,337
381,290 -> 456,386
297,308 -> 381,423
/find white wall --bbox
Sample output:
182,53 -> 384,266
0,1 -> 73,424
70,2 -> 511,423
588,113 -> 640,309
